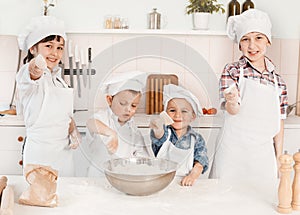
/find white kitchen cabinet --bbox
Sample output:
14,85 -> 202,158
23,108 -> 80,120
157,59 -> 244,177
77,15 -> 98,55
283,128 -> 300,155
73,131 -> 91,177
0,126 -> 25,175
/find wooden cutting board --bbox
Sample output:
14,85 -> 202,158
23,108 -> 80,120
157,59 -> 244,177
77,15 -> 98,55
146,74 -> 178,114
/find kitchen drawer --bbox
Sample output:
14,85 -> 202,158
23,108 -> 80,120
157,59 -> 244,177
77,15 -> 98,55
0,126 -> 25,150
283,128 -> 300,154
0,150 -> 22,175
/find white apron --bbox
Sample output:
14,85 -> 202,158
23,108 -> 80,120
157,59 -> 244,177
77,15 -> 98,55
209,67 -> 280,184
23,78 -> 74,177
157,129 -> 195,176
87,110 -> 153,177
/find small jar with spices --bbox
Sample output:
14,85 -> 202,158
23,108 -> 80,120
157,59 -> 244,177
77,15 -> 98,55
113,16 -> 122,29
104,15 -> 113,29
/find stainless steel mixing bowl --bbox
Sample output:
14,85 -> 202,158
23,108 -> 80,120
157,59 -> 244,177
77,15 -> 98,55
103,157 -> 177,196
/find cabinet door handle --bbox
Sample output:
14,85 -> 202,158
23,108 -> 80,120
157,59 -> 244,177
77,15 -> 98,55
17,136 -> 24,142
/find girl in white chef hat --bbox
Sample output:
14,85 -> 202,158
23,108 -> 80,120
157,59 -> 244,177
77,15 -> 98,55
86,71 -> 153,177
150,84 -> 209,186
16,16 -> 79,177
209,9 -> 288,186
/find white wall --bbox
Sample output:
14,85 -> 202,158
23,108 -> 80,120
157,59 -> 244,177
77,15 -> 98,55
0,0 -> 299,39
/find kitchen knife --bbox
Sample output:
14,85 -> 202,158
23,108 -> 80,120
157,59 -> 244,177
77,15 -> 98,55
59,62 -> 65,81
74,45 -> 81,98
87,47 -> 92,89
68,40 -> 74,88
80,49 -> 87,88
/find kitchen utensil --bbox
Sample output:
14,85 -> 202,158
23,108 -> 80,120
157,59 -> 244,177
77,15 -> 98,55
292,149 -> 300,210
87,47 -> 92,89
74,45 -> 81,97
287,101 -> 300,116
80,49 -> 87,88
0,186 -> 14,215
146,74 -> 178,114
103,157 -> 177,196
148,8 -> 161,29
277,151 -> 293,213
59,62 -> 65,81
68,40 -> 74,88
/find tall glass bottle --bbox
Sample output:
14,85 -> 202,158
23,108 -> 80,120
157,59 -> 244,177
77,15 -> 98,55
242,0 -> 255,12
228,0 -> 240,19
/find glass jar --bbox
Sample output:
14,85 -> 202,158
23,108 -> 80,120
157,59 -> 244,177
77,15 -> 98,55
104,15 -> 113,29
113,16 -> 121,29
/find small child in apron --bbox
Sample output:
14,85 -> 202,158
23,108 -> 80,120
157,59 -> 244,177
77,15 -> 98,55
150,84 -> 209,186
209,9 -> 288,187
16,16 -> 79,177
86,71 -> 153,176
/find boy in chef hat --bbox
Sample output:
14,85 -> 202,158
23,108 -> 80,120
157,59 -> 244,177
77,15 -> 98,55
150,84 -> 209,186
209,9 -> 288,183
86,71 -> 153,177
16,16 -> 80,177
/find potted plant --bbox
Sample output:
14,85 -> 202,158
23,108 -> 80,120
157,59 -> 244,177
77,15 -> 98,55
186,0 -> 225,30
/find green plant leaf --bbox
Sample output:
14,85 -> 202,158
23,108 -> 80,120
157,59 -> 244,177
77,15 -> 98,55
186,0 -> 225,14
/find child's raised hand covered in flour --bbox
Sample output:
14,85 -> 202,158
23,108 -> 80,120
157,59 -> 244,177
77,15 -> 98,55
149,115 -> 165,139
29,54 -> 46,80
224,84 -> 239,105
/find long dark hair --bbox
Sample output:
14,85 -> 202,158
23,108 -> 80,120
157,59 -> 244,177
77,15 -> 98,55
23,35 -> 64,64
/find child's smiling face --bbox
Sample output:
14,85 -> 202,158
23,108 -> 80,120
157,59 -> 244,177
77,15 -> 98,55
31,37 -> 65,71
106,90 -> 141,125
166,98 -> 196,136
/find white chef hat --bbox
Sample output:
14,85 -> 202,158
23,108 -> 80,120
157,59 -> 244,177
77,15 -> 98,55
18,16 -> 67,51
227,9 -> 272,44
163,84 -> 202,117
101,71 -> 147,96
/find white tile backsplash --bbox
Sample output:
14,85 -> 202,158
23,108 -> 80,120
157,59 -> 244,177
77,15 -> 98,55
185,35 -> 210,63
266,38 -> 281,74
0,35 -> 19,72
0,71 -> 16,107
280,39 -> 299,75
0,34 -> 299,112
282,74 -> 298,105
209,36 -> 233,74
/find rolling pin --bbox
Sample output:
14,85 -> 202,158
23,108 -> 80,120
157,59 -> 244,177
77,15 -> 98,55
0,186 -> 14,215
